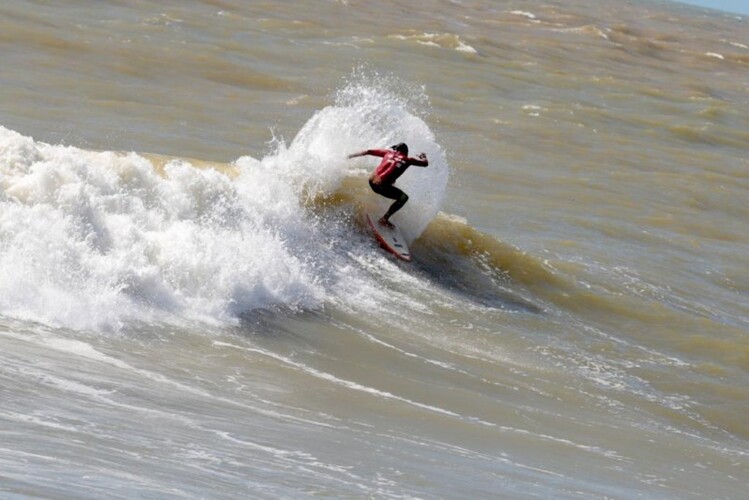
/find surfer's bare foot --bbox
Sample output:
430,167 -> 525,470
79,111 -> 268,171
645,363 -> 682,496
379,217 -> 394,228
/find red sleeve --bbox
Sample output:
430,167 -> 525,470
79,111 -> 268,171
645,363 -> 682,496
407,156 -> 428,167
366,149 -> 389,157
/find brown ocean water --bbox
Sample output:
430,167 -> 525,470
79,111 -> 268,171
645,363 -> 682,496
1,0 -> 748,497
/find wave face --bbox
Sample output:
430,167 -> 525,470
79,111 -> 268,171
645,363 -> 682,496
0,76 -> 448,331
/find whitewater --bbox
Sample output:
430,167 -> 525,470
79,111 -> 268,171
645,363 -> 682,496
0,78 -> 448,331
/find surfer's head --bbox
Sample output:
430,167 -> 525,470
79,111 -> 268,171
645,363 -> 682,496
391,143 -> 408,155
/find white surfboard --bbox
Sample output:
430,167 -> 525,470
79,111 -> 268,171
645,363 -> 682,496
366,213 -> 412,262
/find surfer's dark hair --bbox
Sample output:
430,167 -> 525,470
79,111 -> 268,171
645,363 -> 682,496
391,143 -> 408,155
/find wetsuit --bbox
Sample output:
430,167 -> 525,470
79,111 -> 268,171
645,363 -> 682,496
366,149 -> 429,219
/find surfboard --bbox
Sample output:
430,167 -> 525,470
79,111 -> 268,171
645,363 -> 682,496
366,213 -> 412,262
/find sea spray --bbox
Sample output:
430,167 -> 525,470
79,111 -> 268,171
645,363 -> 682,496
251,70 -> 449,240
0,126 -> 324,330
0,75 -> 449,330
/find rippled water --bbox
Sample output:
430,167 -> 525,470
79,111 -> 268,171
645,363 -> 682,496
1,0 -> 748,497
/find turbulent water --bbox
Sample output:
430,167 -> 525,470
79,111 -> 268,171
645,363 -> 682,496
1,0 -> 748,498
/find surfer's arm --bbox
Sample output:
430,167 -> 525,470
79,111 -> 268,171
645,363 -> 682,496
348,149 -> 387,159
408,153 -> 429,167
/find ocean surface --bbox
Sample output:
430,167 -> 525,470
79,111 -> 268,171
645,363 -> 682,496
1,0 -> 748,498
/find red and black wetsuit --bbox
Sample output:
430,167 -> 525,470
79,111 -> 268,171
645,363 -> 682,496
367,149 -> 428,185
365,149 -> 428,220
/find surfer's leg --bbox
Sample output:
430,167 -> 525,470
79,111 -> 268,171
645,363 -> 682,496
382,187 -> 408,223
369,181 -> 408,226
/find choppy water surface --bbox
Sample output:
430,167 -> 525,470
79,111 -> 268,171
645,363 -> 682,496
1,0 -> 748,497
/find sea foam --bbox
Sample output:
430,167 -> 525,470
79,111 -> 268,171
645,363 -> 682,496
0,125 -> 324,330
0,77 -> 448,331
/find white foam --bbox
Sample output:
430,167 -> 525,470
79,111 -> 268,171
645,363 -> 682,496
0,126 -> 321,330
0,75 -> 448,331
456,41 -> 478,54
389,32 -> 477,55
329,72 -> 448,239
509,10 -> 538,20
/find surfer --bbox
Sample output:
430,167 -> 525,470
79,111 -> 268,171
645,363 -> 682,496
348,143 -> 428,228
